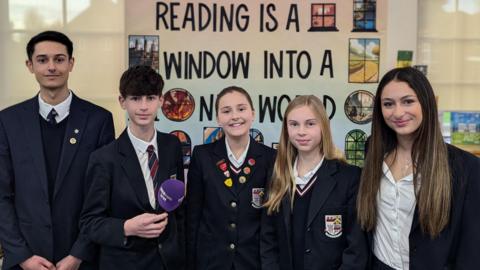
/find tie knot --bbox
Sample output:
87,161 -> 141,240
147,145 -> 155,154
47,108 -> 58,124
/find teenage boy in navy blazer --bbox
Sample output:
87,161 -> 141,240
80,65 -> 185,270
0,31 -> 115,270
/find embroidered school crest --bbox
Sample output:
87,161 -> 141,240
324,215 -> 342,238
251,188 -> 265,209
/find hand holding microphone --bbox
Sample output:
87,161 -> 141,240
123,179 -> 185,238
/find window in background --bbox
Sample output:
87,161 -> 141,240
352,0 -> 377,32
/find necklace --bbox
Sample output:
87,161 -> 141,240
401,159 -> 413,177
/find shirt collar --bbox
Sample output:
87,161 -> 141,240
293,156 -> 324,186
127,126 -> 158,155
38,90 -> 72,123
225,137 -> 250,167
382,161 -> 414,183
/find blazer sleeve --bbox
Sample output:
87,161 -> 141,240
185,147 -> 205,270
97,111 -> 115,148
80,151 -> 128,248
0,118 -> 33,268
339,166 -> 368,270
69,112 -> 115,261
260,208 -> 280,270
453,154 -> 480,269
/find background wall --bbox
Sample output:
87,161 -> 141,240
0,0 -> 479,139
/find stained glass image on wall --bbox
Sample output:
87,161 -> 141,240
128,35 -> 159,72
161,88 -> 195,122
344,90 -> 374,124
345,129 -> 367,167
397,50 -> 413,68
170,130 -> 192,168
203,127 -> 224,144
308,3 -> 339,32
250,128 -> 264,144
352,0 -> 377,32
349,38 -> 380,83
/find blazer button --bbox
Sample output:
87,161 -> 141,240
230,201 -> 237,208
229,243 -> 236,250
306,227 -> 311,232
305,249 -> 311,254
158,243 -> 162,250
230,223 -> 236,229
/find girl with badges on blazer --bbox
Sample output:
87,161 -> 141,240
186,86 -> 275,270
261,95 -> 368,270
357,67 -> 480,270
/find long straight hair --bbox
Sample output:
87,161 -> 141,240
264,95 -> 343,215
357,67 -> 451,237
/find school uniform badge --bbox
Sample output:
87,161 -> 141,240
251,188 -> 265,208
324,215 -> 342,238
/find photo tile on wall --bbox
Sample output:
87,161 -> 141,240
344,90 -> 374,124
128,35 -> 159,73
170,130 -> 192,168
162,88 -> 195,122
348,38 -> 380,83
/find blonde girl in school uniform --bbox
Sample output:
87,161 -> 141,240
261,95 -> 367,270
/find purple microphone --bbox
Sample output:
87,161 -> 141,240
157,179 -> 185,212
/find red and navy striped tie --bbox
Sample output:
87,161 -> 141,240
147,145 -> 159,208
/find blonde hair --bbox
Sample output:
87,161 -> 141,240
264,95 -> 344,214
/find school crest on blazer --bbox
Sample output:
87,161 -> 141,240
325,214 -> 343,238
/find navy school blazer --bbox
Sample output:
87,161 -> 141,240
366,144 -> 480,270
261,159 -> 368,270
0,94 -> 114,269
80,129 -> 185,270
186,137 -> 276,270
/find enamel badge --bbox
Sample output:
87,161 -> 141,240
324,215 -> 342,238
251,188 -> 264,209
217,160 -> 227,172
224,178 -> 233,188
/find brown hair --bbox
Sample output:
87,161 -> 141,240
215,86 -> 254,115
357,67 -> 451,237
119,65 -> 164,98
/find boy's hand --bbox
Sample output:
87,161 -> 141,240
20,255 -> 56,270
124,212 -> 168,238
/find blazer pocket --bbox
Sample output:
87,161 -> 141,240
315,207 -> 347,242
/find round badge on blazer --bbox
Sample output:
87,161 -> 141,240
239,176 -> 247,184
243,167 -> 251,175
248,158 -> 255,166
69,138 -> 77,144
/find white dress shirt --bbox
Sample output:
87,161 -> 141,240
127,127 -> 158,209
293,156 -> 324,189
225,137 -> 250,168
38,90 -> 72,123
373,162 -> 416,270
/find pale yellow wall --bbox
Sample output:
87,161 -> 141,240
0,0 -> 126,136
0,0 -> 479,139
417,0 -> 480,111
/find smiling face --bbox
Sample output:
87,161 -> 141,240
286,105 -> 322,157
381,80 -> 423,140
216,91 -> 255,141
26,41 -> 74,93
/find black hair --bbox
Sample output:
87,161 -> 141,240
26,31 -> 73,60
